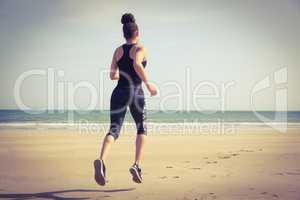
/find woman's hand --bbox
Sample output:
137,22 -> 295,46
146,82 -> 158,96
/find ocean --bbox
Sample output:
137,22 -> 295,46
0,110 -> 299,133
1,110 -> 300,123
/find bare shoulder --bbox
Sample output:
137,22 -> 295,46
114,45 -> 123,54
133,44 -> 147,58
114,45 -> 124,60
135,44 -> 146,52
129,43 -> 147,60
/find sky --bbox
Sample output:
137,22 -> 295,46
0,0 -> 299,111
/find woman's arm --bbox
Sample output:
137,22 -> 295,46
133,47 -> 157,96
133,47 -> 149,83
110,48 -> 119,80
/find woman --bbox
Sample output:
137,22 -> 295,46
94,13 -> 157,186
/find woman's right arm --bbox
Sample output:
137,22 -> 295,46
110,48 -> 119,80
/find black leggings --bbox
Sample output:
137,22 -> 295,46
107,85 -> 146,140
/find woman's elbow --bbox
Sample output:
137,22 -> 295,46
110,73 -> 119,80
133,63 -> 142,72
110,76 -> 119,80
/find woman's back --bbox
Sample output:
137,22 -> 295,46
116,43 -> 147,88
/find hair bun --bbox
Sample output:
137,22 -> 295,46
121,13 -> 136,24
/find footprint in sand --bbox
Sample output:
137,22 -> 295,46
218,152 -> 240,159
96,195 -> 112,199
218,155 -> 231,159
260,192 -> 279,199
203,157 -> 209,159
159,176 -> 167,179
261,192 -> 268,195
173,176 -> 180,179
166,166 -> 173,169
240,149 -> 254,152
274,172 -> 284,176
285,172 -> 300,175
207,161 -> 218,164
190,167 -> 201,170
184,161 -> 191,163
198,192 -> 217,200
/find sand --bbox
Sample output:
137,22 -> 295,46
0,128 -> 300,200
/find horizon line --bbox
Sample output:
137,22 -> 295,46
0,109 -> 299,112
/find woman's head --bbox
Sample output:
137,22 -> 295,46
121,13 -> 138,40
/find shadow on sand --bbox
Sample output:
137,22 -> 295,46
0,188 -> 135,200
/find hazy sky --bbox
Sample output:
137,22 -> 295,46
0,0 -> 299,110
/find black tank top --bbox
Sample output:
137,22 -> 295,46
116,43 -> 147,87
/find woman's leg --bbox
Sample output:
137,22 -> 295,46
135,134 -> 146,165
129,87 -> 147,165
99,135 -> 115,162
99,87 -> 128,161
129,88 -> 146,183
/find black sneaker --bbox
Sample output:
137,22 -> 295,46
129,164 -> 142,183
94,159 -> 106,186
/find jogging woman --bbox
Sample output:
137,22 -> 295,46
94,13 -> 157,185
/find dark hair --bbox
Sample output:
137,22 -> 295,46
121,13 -> 138,39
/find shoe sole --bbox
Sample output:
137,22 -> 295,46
129,167 -> 142,183
94,160 -> 106,186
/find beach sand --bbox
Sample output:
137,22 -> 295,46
0,128 -> 300,200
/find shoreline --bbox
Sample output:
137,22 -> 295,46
0,122 -> 299,136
